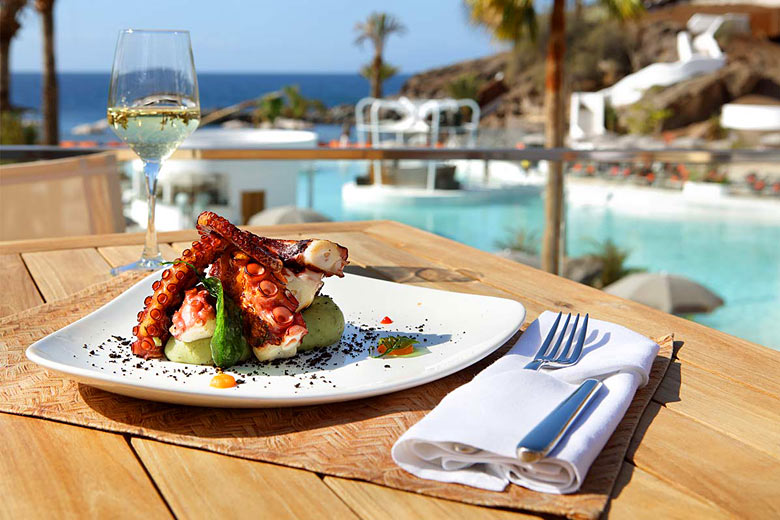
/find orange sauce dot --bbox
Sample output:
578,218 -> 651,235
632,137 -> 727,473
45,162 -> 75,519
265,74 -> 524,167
210,373 -> 237,389
388,345 -> 415,356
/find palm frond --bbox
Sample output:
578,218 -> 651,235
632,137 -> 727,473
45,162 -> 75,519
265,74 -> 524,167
598,0 -> 644,21
465,0 -> 537,42
354,12 -> 406,50
360,62 -> 398,83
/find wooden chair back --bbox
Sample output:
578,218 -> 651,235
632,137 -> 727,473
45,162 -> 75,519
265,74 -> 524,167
0,152 -> 125,241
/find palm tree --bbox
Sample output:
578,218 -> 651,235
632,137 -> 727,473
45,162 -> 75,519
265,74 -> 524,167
465,0 -> 642,274
354,12 -> 406,99
35,0 -> 57,144
0,0 -> 27,114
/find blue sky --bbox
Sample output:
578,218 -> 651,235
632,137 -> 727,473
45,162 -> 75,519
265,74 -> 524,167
11,0 -> 503,74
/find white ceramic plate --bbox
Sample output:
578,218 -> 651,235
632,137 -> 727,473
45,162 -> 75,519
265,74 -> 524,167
27,272 -> 525,407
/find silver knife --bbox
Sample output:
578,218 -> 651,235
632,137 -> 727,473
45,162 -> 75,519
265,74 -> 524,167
516,378 -> 602,463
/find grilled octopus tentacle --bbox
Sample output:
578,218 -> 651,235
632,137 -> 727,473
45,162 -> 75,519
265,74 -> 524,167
196,211 -> 283,273
132,233 -> 228,358
195,213 -> 310,355
255,237 -> 348,277
132,211 -> 350,362
211,251 -> 307,357
197,211 -> 348,277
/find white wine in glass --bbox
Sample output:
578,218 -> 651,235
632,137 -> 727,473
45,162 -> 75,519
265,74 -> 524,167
107,29 -> 200,274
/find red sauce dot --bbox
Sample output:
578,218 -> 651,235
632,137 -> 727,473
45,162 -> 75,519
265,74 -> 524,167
381,316 -> 393,324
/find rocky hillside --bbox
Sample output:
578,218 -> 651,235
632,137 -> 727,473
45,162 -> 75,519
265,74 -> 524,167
625,34 -> 780,132
400,16 -> 780,132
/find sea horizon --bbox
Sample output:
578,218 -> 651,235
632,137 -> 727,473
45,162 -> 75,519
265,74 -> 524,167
10,71 -> 412,140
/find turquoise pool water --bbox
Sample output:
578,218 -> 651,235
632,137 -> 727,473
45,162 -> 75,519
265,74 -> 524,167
298,162 -> 780,348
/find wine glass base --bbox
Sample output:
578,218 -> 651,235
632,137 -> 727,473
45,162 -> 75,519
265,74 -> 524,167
110,255 -> 165,276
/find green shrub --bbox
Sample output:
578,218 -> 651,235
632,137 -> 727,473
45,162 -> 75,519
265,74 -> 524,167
496,228 -> 539,255
446,74 -> 485,101
252,85 -> 325,124
624,100 -> 673,135
1,111 -> 38,144
588,238 -> 644,288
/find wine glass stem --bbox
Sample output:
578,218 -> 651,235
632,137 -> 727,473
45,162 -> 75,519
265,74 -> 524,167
142,160 -> 162,261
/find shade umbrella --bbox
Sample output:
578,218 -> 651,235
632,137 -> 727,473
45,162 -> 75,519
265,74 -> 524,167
246,206 -> 332,226
604,272 -> 724,314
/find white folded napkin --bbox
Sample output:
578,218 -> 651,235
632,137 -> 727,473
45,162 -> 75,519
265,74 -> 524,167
392,311 -> 659,494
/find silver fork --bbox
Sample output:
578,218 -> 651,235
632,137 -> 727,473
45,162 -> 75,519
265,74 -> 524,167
524,312 -> 589,371
516,312 -> 601,463
451,312 -> 589,456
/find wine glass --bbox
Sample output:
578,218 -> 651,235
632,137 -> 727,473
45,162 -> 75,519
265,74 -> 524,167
107,29 -> 200,275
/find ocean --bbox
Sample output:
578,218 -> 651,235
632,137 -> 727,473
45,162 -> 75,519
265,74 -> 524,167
10,72 -> 411,142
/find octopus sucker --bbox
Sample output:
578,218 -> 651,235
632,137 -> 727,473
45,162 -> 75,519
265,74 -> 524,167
132,211 -> 349,362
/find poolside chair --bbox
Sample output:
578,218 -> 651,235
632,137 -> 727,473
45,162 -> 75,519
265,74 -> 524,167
0,152 -> 125,241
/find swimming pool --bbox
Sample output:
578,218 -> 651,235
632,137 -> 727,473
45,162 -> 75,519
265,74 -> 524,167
298,162 -> 780,348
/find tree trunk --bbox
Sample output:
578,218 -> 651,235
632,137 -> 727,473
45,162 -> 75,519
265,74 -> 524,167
541,0 -> 566,275
40,3 -> 58,144
506,42 -> 522,86
371,53 -> 382,99
0,0 -> 26,115
0,38 -> 10,113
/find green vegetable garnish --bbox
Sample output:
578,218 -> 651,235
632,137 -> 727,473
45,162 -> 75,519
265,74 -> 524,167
164,261 -> 250,368
200,277 -> 250,368
372,336 -> 420,358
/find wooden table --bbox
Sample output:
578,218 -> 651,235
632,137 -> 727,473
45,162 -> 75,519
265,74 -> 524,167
1,220 -> 778,519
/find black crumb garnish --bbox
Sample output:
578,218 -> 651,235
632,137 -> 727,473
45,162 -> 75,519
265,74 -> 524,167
86,309 -> 433,387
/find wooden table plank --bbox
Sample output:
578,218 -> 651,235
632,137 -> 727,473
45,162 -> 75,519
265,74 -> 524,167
0,254 -> 43,318
627,402 -> 780,518
97,244 -> 181,268
132,439 -> 359,520
22,248 -> 112,302
3,221 -> 778,519
362,221 -> 780,397
608,462 -> 730,519
0,413 -> 172,519
653,361 -> 780,459
324,476 -> 539,520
